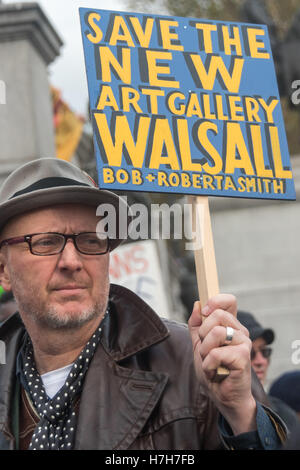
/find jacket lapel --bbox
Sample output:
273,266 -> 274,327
75,284 -> 170,450
75,347 -> 168,450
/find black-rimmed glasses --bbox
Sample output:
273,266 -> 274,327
0,232 -> 110,256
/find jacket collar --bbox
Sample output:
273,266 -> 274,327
101,284 -> 170,361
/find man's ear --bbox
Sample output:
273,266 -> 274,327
0,253 -> 12,292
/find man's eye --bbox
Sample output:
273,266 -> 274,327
32,237 -> 58,247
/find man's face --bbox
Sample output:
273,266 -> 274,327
251,337 -> 270,385
0,204 -> 110,330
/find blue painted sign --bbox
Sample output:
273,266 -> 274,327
79,8 -> 296,200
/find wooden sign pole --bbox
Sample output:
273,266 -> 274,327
188,195 -> 230,382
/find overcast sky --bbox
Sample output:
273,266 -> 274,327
6,0 -> 130,116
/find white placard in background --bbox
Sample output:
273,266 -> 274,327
109,240 -> 170,318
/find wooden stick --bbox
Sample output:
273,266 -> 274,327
188,195 -> 230,382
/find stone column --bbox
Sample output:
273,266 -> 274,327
0,2 -> 63,183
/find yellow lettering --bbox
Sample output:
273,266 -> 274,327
167,92 -> 186,115
146,50 -> 180,88
247,28 -> 270,59
189,54 -> 244,93
99,46 -> 131,84
197,121 -> 222,175
149,118 -> 180,170
109,16 -> 135,46
103,167 -> 115,183
129,16 -> 154,48
203,174 -> 215,190
268,126 -> 293,178
222,25 -> 242,56
85,12 -> 103,44
273,179 -> 284,194
177,119 -> 202,171
158,171 -> 170,186
140,88 -> 165,114
224,175 -> 237,191
97,85 -> 119,111
225,122 -> 254,175
258,98 -> 279,123
132,169 -> 143,185
181,172 -> 191,187
186,93 -> 203,118
192,173 -> 202,188
245,97 -> 261,122
237,176 -> 246,192
202,94 -> 216,120
116,169 -> 129,184
194,23 -> 217,53
159,19 -> 184,51
228,95 -> 244,121
121,87 -> 143,113
245,177 -> 257,192
93,113 -> 150,167
215,94 -> 228,121
250,125 -> 273,177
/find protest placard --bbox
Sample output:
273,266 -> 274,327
79,8 -> 296,380
79,8 -> 295,201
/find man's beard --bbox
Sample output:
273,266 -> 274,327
32,301 -> 107,330
9,270 -> 109,331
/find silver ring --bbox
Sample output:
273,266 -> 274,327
224,326 -> 234,344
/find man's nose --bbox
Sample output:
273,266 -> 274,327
252,350 -> 266,363
56,238 -> 83,271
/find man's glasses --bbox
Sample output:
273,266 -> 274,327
0,232 -> 110,256
250,346 -> 272,361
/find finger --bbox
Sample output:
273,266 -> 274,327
199,326 -> 251,360
201,294 -> 237,318
188,301 -> 202,329
188,301 -> 203,353
198,309 -> 249,341
202,343 -> 251,381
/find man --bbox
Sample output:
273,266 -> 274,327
270,371 -> 300,420
237,311 -> 274,386
0,158 -> 286,450
237,311 -> 299,433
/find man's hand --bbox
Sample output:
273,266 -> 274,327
188,294 -> 257,436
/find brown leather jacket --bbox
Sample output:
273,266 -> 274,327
0,284 -> 275,450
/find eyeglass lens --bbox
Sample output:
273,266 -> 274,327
30,233 -> 108,255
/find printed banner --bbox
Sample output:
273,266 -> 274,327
79,8 -> 296,200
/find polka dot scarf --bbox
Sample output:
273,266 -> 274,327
21,310 -> 108,450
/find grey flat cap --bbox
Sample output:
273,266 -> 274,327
0,158 -> 130,251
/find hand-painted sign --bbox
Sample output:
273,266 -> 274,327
79,8 -> 295,200
109,240 -> 171,318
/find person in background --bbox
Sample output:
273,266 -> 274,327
270,371 -> 300,420
237,311 -> 299,432
0,290 -> 17,326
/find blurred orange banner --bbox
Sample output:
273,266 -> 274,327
52,87 -> 84,161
